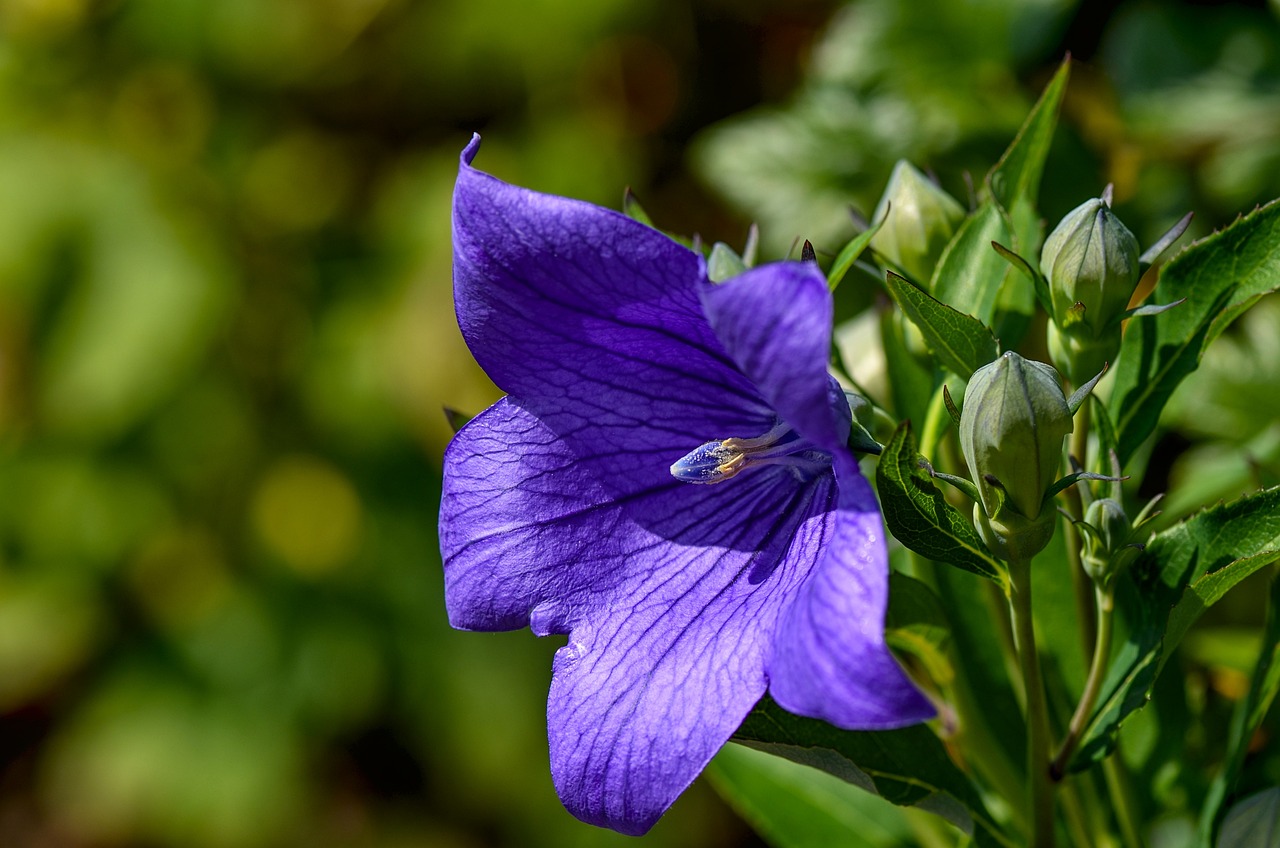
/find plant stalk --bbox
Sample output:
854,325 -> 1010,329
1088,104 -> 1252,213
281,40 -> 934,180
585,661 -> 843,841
1051,583 -> 1115,780
1066,400 -> 1098,662
1009,554 -> 1055,847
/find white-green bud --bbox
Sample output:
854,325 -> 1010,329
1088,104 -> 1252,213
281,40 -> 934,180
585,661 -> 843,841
960,352 -> 1073,562
1080,498 -> 1144,585
871,160 -> 966,285
1041,197 -> 1141,381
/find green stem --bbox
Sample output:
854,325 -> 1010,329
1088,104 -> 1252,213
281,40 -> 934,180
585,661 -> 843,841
1067,400 -> 1098,663
918,380 -> 950,460
1104,755 -> 1144,848
1051,583 -> 1115,780
1009,554 -> 1055,847
1057,777 -> 1096,848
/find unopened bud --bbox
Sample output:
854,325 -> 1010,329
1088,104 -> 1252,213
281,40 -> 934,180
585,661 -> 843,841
960,352 -> 1073,561
1041,196 -> 1141,381
871,161 -> 966,285
1080,498 -> 1145,584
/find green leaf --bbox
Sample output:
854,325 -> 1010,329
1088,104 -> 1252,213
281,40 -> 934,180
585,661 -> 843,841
1215,787 -> 1280,848
930,202 -> 1015,325
879,310 -> 937,430
1196,572 -> 1280,847
984,58 -> 1068,347
885,573 -> 953,693
1111,199 -> 1280,466
706,744 -> 913,848
830,218 -> 885,292
931,565 -> 1029,813
884,272 -> 999,380
985,57 -> 1069,210
733,699 -> 1014,848
876,422 -> 1007,585
1070,486 -> 1280,773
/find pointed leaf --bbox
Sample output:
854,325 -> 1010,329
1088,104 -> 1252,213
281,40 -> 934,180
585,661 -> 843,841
884,272 -> 999,379
1196,573 -> 1280,847
986,57 -> 1070,209
830,216 -> 886,291
876,422 -> 1007,585
707,744 -> 913,848
1111,199 -> 1280,466
734,699 -> 1014,848
1070,486 -> 1280,773
930,203 -> 1015,324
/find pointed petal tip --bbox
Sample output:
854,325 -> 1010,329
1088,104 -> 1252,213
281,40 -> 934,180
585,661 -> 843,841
461,133 -> 482,166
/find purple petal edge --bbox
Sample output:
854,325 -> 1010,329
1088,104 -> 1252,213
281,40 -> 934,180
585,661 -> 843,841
699,263 -> 848,452
767,452 -> 935,729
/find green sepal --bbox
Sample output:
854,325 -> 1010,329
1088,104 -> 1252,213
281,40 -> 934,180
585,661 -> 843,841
622,187 -> 653,227
942,384 -> 962,427
992,240 -> 1053,315
708,241 -> 749,283
1138,210 -> 1194,271
981,473 -> 1012,521
1041,470 -> 1125,507
443,407 -> 472,433
918,458 -> 983,504
1061,300 -> 1088,329
1067,364 -> 1108,415
742,223 -> 759,268
1112,297 -> 1186,327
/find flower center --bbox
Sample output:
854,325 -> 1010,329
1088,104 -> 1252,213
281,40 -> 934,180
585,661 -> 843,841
670,421 -> 831,484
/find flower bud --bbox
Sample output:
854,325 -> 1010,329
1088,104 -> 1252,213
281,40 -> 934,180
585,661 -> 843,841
1079,498 -> 1147,585
871,160 -> 966,285
1040,197 -> 1141,381
960,352 -> 1073,561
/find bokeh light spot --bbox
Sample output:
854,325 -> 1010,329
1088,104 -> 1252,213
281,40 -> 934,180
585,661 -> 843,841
251,454 -> 362,575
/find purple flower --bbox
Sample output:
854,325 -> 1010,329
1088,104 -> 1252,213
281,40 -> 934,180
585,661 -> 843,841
441,136 -> 933,835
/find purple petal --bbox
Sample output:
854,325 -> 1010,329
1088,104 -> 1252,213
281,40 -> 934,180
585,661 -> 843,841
767,451 -> 935,728
443,396 -> 825,635
441,398 -> 849,833
699,262 -> 847,452
452,136 -> 772,490
544,482 -> 838,836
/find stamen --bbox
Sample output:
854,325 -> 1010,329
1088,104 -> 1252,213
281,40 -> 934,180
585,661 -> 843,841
670,421 -> 831,484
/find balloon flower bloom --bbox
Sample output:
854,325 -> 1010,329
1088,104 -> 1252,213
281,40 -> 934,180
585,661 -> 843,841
440,136 -> 931,835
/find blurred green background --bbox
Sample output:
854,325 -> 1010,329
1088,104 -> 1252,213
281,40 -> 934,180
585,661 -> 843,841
0,1 -> 1278,846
